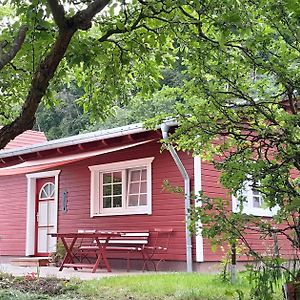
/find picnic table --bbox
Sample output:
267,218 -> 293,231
50,231 -> 121,273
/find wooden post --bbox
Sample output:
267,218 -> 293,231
231,243 -> 237,284
273,232 -> 280,257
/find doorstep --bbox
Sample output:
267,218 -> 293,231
10,257 -> 51,267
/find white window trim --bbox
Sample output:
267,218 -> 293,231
89,157 -> 154,217
232,180 -> 279,217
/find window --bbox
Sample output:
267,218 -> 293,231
89,157 -> 154,216
39,182 -> 55,199
232,180 -> 278,217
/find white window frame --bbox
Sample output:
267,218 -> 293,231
89,157 -> 154,217
232,180 -> 279,217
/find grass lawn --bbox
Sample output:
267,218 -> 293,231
79,273 -> 250,299
0,272 -> 283,300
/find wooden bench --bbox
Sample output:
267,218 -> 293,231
77,230 -> 150,271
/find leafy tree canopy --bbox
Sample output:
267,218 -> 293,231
161,0 -> 300,212
0,0 -> 181,148
145,0 -> 300,282
34,67 -> 184,139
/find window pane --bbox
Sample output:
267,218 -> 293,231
49,185 -> 55,197
103,185 -> 111,196
46,184 -> 51,195
239,195 -> 248,207
103,197 -> 111,208
103,173 -> 112,184
113,172 -> 122,183
113,184 -> 122,196
140,182 -> 147,193
41,190 -> 47,199
128,195 -> 139,207
141,169 -> 147,181
140,194 -> 147,205
253,196 -> 261,207
129,183 -> 139,194
130,170 -> 141,181
113,196 -> 122,207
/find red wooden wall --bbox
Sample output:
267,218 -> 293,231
0,175 -> 27,255
0,138 -> 295,263
0,141 -> 194,262
201,160 -> 296,262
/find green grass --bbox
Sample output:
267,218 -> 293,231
0,272 -> 284,300
78,273 -> 251,300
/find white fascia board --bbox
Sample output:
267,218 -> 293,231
0,120 -> 179,159
0,123 -> 146,159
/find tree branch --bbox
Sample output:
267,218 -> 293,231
47,0 -> 67,30
69,0 -> 111,30
0,25 -> 28,70
99,9 -> 145,42
0,0 -> 110,149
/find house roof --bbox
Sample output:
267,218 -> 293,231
0,123 -> 151,159
3,130 -> 47,151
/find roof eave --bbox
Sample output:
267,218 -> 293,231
0,123 -> 147,159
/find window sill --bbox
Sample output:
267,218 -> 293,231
233,207 -> 279,217
91,210 -> 152,217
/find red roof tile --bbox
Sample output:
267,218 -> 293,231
3,130 -> 47,150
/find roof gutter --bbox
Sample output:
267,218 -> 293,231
0,121 -> 179,160
161,123 -> 193,273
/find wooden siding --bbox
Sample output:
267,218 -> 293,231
0,138 -> 296,263
201,160 -> 297,262
0,141 -> 194,262
0,176 -> 27,255
57,141 -> 193,262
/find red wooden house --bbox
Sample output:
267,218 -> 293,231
0,123 -> 289,271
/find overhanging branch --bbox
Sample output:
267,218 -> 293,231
0,25 -> 28,70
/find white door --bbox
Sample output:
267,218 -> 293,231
35,177 -> 57,256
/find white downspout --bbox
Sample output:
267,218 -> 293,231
161,123 -> 193,273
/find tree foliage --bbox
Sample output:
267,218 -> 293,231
0,0 -> 179,148
34,84 -> 91,139
32,64 -> 184,139
139,2 -> 299,296
173,1 -> 299,214
147,0 -> 300,290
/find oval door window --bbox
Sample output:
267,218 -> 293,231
39,182 -> 55,199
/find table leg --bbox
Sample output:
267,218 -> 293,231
59,237 -> 78,271
92,237 -> 112,273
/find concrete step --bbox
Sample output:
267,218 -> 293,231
11,257 -> 51,267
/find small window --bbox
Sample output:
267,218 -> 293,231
232,180 -> 278,217
39,182 -> 55,200
89,157 -> 154,216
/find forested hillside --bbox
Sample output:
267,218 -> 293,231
34,68 -> 183,139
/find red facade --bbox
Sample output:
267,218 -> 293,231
0,140 -> 194,262
0,125 -> 294,268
